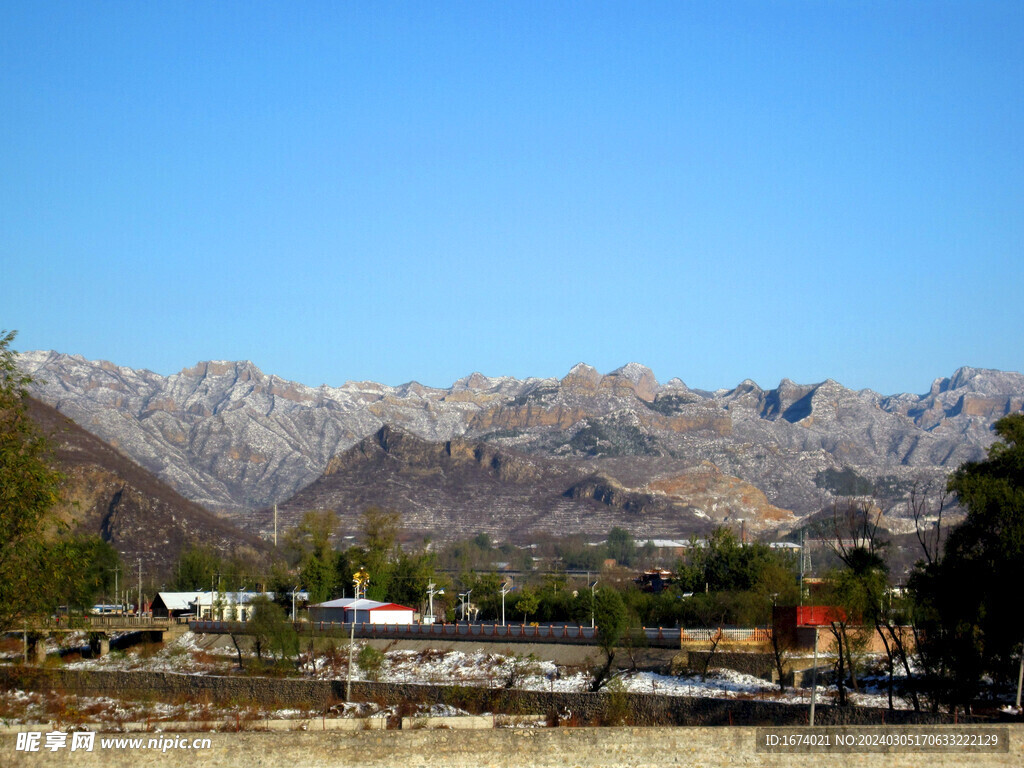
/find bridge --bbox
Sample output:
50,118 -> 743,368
16,616 -> 188,662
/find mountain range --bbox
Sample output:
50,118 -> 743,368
19,352 -> 1024,543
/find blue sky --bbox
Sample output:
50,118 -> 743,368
2,2 -> 1021,394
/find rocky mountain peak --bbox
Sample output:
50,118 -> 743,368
946,366 -> 1024,394
609,362 -> 656,385
181,359 -> 263,381
561,363 -> 603,391
453,372 -> 495,390
608,363 -> 659,402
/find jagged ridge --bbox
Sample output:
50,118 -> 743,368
19,352 -> 1024,532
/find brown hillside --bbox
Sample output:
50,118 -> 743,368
27,397 -> 268,582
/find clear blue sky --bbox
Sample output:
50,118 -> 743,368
2,2 -> 1021,394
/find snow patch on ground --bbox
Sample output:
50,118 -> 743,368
5,631 -> 922,721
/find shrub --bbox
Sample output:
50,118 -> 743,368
357,645 -> 385,682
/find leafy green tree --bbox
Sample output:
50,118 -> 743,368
386,547 -> 438,611
606,527 -> 636,567
822,555 -> 888,705
352,506 -> 400,601
0,330 -> 66,633
911,414 -> 1024,711
590,587 -> 628,691
554,535 -> 604,571
247,594 -> 298,662
595,587 -> 628,651
361,506 -> 400,570
534,574 -> 575,623
515,587 -> 539,624
294,509 -> 340,603
58,537 -> 122,609
170,545 -> 222,591
679,527 -> 767,593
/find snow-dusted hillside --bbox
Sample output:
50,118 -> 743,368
19,352 -> 1024,536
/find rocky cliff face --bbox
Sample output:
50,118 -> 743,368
268,426 -> 719,543
19,352 -> 1024,539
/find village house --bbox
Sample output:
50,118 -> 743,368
308,598 -> 416,625
151,591 -> 307,621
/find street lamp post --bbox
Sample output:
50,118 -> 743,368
347,568 -> 369,702
500,582 -> 511,627
426,583 -> 444,624
458,590 -> 472,623
1016,634 -> 1024,711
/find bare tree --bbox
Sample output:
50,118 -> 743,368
769,619 -> 797,691
874,607 -> 920,711
905,478 -> 954,713
816,497 -> 890,706
819,497 -> 886,565
907,479 -> 950,567
700,628 -> 724,681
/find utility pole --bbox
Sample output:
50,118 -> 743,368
347,568 -> 369,702
112,566 -> 119,612
590,580 -> 599,629
799,529 -> 805,606
809,625 -> 819,726
500,582 -> 511,627
274,504 -> 278,547
137,559 -> 142,616
426,583 -> 444,624
1016,634 -> 1024,711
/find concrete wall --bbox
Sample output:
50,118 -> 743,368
2,725 -> 1021,768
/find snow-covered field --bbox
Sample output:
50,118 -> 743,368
0,631 -> 912,726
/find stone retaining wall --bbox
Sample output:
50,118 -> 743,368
0,666 -> 981,727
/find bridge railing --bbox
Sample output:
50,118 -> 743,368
188,621 -> 684,647
679,627 -> 772,644
32,615 -> 171,630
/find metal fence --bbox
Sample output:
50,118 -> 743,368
33,615 -> 171,631
680,627 -> 772,644
188,620 -> 771,648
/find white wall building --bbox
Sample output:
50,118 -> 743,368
153,591 -> 307,621
308,598 -> 415,625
